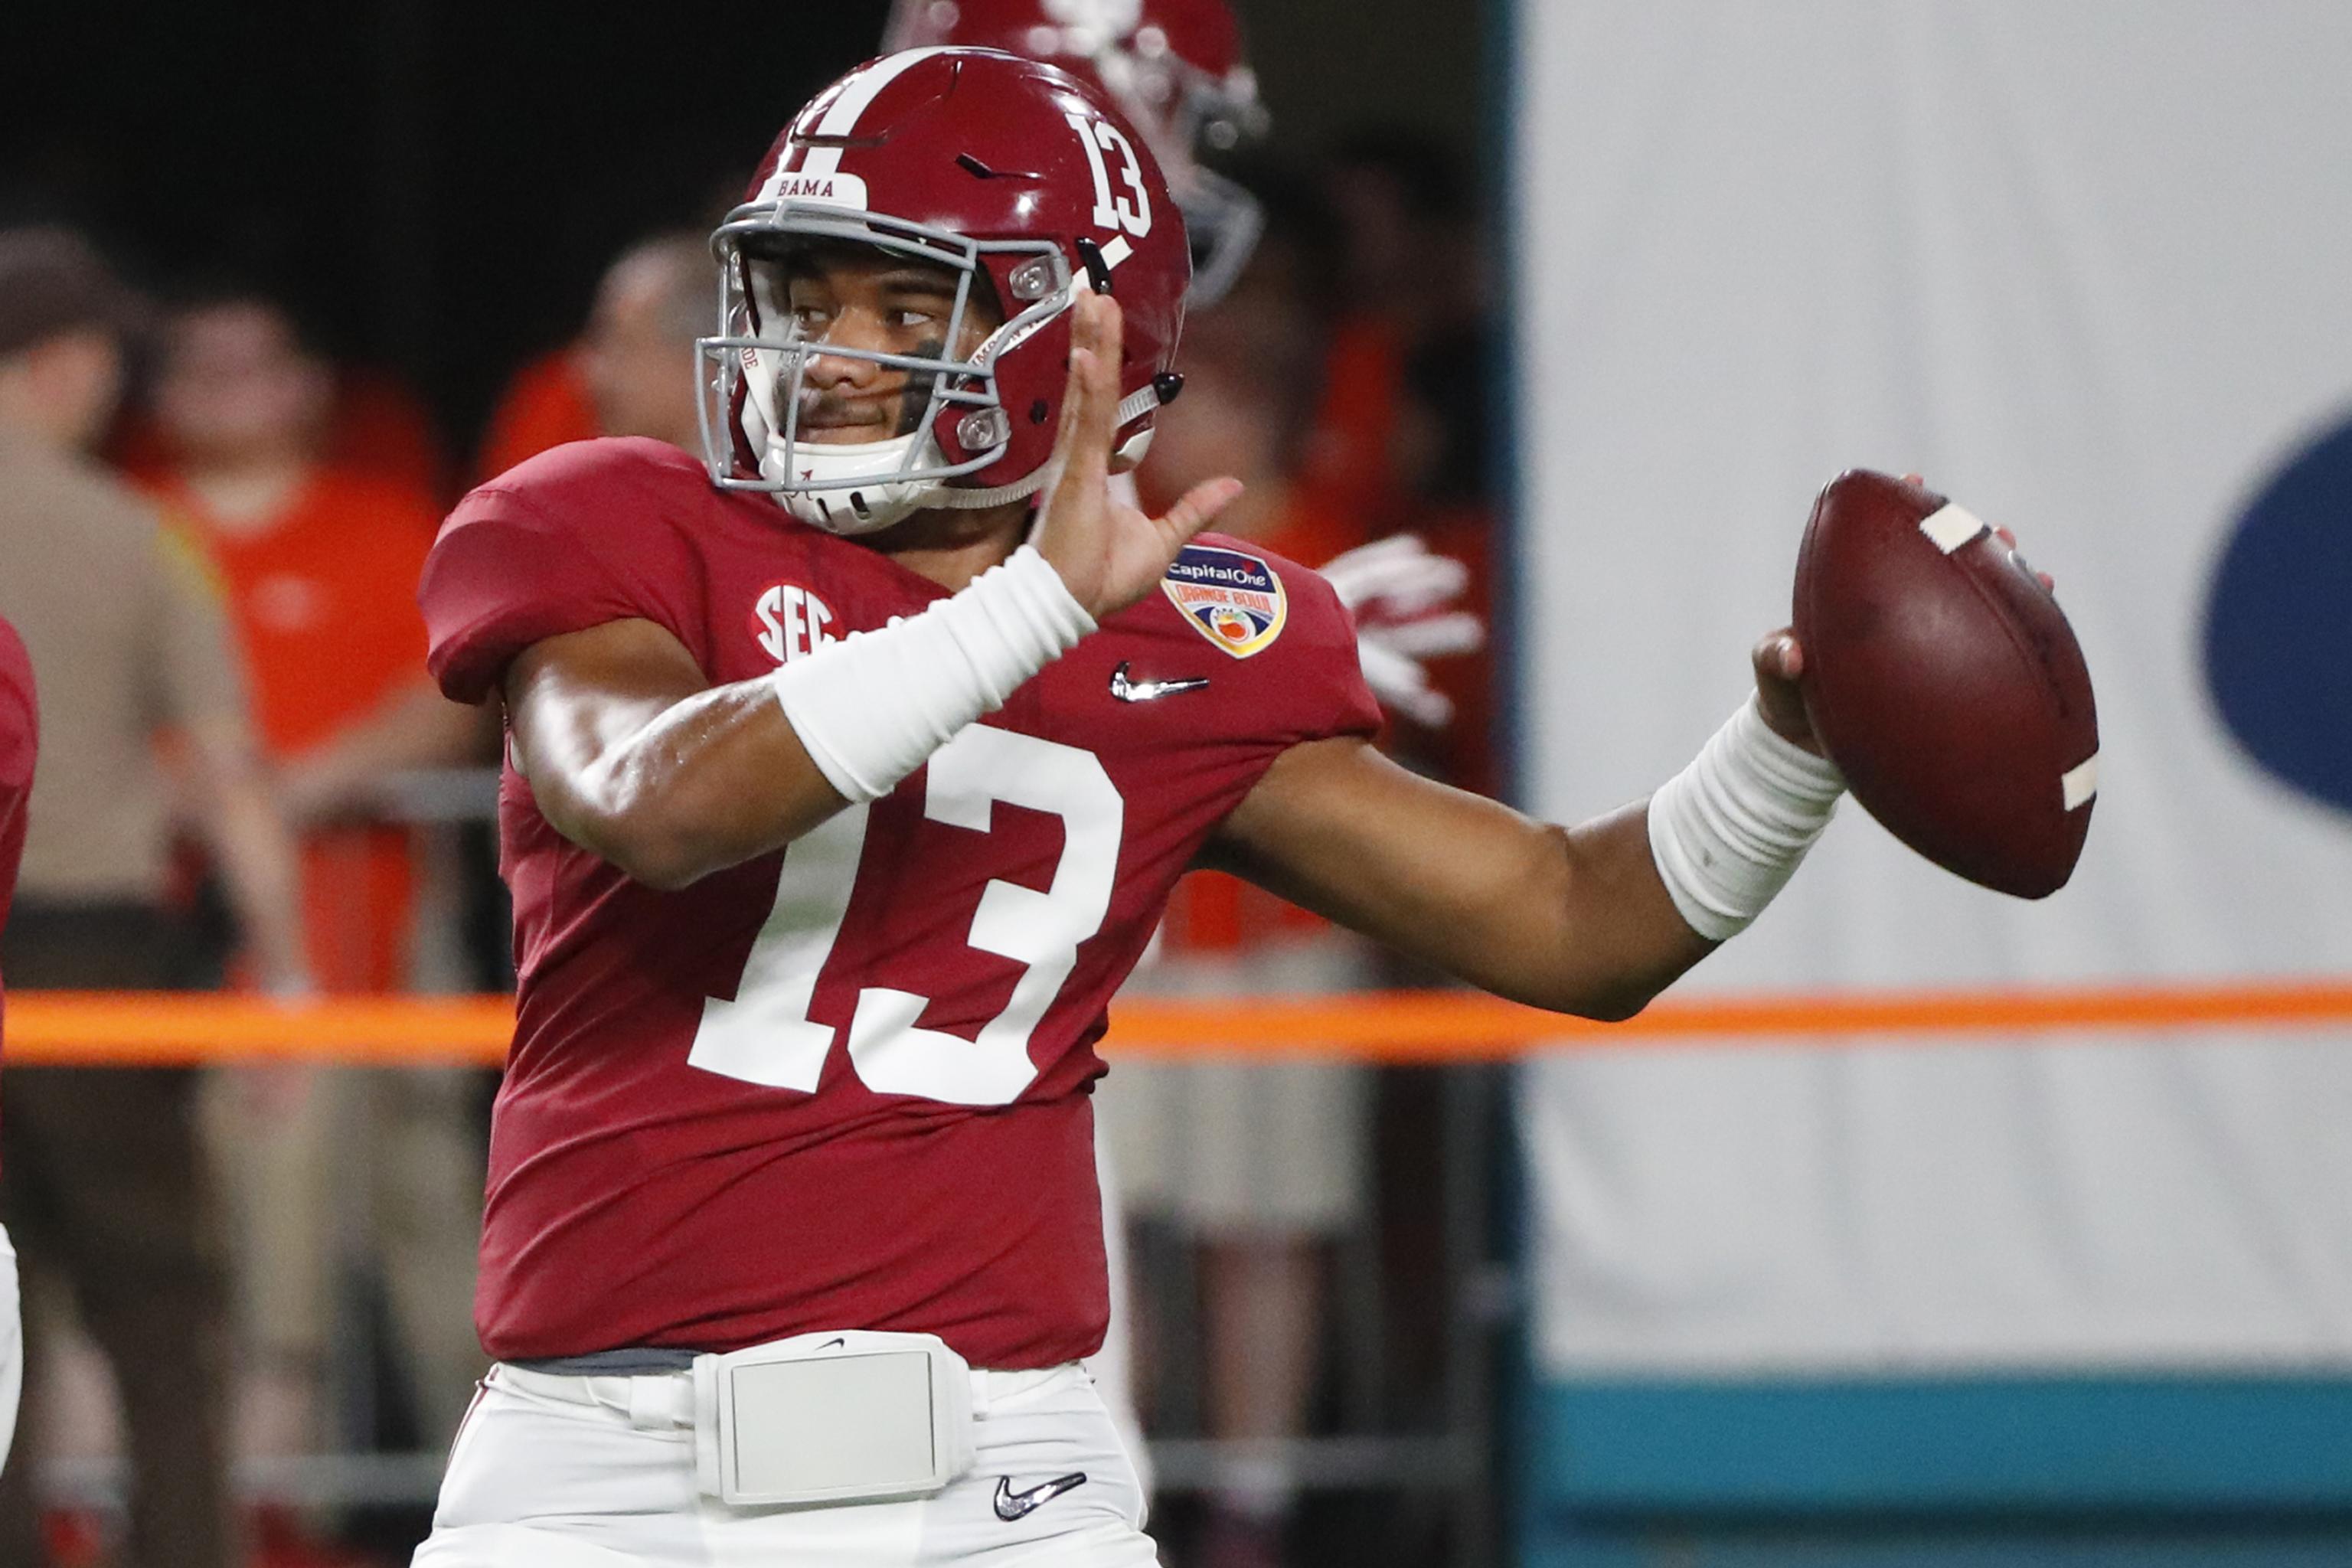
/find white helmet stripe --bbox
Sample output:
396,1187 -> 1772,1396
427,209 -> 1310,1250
796,46 -> 959,179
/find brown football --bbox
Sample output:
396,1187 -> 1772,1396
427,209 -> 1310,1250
1792,470 -> 2099,898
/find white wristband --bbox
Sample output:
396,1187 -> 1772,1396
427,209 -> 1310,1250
773,545 -> 1095,802
1646,695 -> 1845,941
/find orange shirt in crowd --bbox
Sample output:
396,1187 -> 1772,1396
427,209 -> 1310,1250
145,469 -> 441,992
329,368 -> 448,502
475,349 -> 599,482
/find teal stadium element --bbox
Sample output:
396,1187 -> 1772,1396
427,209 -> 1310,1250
1517,1377 -> 2352,1566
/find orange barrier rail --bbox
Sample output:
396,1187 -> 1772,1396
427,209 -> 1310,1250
4,980 -> 2350,1065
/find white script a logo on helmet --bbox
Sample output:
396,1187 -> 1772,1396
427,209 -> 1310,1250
750,584 -> 841,665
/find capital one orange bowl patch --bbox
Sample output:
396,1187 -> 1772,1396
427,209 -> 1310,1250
1161,544 -> 1287,658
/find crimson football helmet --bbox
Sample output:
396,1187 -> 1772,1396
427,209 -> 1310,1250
697,47 -> 1190,534
884,0 -> 1267,302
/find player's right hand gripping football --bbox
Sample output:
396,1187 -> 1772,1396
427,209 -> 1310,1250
1030,292 -> 1244,619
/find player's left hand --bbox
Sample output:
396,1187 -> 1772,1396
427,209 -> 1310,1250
1031,292 -> 1244,619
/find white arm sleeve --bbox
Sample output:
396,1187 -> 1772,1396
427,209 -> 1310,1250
772,545 -> 1095,802
1647,696 -> 1846,941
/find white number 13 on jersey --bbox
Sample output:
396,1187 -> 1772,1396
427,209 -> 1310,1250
686,728 -> 1123,1107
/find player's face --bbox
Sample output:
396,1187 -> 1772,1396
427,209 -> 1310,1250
155,302 -> 328,462
747,241 -> 1004,446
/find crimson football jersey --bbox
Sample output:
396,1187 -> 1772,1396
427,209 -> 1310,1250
420,438 -> 1378,1368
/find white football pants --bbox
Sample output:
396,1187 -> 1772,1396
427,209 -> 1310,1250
413,1360 -> 1155,1567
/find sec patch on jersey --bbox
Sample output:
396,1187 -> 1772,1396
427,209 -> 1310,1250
1161,544 -> 1287,657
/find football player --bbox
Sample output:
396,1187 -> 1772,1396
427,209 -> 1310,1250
412,48 -> 1841,1566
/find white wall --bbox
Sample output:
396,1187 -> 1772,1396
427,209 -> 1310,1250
1514,0 -> 2352,1373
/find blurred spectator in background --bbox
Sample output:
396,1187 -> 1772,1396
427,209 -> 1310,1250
111,318 -> 446,510
1305,130 -> 1496,537
577,234 -> 712,452
133,288 -> 486,1517
470,230 -> 705,482
1312,132 -> 1503,1466
1102,166 -> 1377,1568
0,226 -> 308,1568
1336,130 -> 1501,795
474,230 -> 710,482
1293,129 -> 1501,799
139,291 -> 473,841
1142,164 -> 1357,561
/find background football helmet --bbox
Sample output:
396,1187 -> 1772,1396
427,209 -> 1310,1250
697,47 -> 1190,534
884,0 -> 1268,302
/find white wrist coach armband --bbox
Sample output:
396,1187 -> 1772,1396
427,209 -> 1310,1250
772,544 -> 1095,803
1646,695 -> 1846,941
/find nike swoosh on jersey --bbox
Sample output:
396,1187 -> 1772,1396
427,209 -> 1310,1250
994,1471 -> 1089,1522
1109,661 -> 1210,702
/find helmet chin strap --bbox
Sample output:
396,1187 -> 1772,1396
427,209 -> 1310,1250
1112,382 -> 1165,427
935,469 -> 1050,511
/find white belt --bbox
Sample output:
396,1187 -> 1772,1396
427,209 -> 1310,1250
493,1358 -> 1077,1432
491,1336 -> 1083,1509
